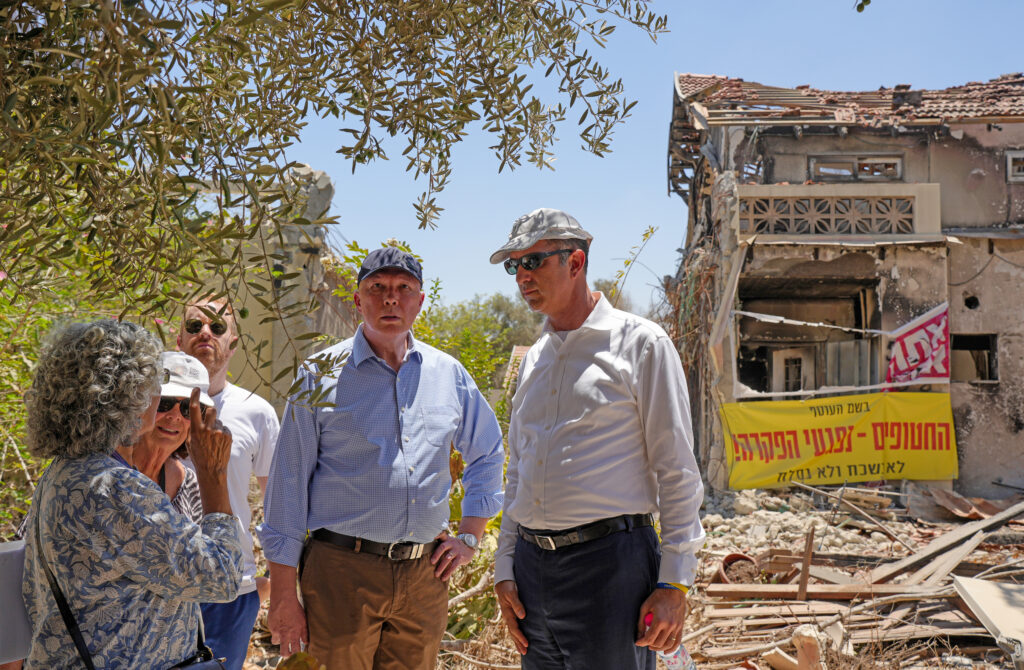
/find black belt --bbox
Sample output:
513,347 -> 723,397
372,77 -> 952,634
311,529 -> 437,561
518,513 -> 654,551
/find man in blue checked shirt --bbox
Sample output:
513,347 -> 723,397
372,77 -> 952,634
261,247 -> 505,670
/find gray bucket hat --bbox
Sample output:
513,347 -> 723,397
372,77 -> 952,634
489,208 -> 593,264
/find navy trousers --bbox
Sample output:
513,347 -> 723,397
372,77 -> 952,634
200,590 -> 260,670
513,524 -> 659,670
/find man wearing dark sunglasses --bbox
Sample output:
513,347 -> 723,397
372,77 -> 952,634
262,247 -> 504,670
489,208 -> 706,670
177,299 -> 281,670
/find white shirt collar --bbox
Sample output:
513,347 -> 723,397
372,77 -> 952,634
541,291 -> 616,338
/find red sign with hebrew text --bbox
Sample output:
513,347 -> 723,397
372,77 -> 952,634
886,303 -> 949,385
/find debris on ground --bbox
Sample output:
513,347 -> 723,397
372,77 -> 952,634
243,482 -> 1024,669
691,485 -> 1024,669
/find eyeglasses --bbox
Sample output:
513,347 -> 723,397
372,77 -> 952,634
503,249 -> 573,275
184,318 -> 228,336
156,396 -> 207,419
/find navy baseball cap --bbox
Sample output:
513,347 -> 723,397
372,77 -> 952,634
357,247 -> 423,284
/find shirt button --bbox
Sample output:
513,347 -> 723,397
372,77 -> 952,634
409,466 -> 414,473
537,459 -> 543,465
544,425 -> 551,430
404,436 -> 410,442
550,389 -> 556,396
534,498 -> 541,504
409,532 -> 414,537
411,499 -> 416,504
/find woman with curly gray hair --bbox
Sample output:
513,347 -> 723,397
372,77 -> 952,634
21,320 -> 244,669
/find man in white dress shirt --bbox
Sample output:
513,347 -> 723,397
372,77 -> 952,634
490,209 -> 706,670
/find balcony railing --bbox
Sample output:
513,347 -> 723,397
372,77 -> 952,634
736,183 -> 941,238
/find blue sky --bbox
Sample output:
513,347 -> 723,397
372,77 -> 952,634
289,0 -> 1024,310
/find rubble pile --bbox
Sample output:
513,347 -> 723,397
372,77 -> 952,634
244,484 -> 1024,669
689,486 -> 1024,670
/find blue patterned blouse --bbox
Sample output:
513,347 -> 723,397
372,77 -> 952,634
22,452 -> 243,669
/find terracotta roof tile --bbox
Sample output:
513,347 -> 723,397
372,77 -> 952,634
673,73 -> 731,99
674,73 -> 1024,126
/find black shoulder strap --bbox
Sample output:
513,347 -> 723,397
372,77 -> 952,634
35,507 -> 96,670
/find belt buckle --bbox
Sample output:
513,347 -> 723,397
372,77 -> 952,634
536,535 -> 557,551
387,542 -> 424,560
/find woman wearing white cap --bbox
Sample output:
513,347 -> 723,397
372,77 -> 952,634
117,351 -> 216,522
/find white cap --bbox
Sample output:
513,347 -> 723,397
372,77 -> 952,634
161,351 -> 215,407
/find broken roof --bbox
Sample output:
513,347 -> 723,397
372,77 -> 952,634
667,73 -> 1024,202
674,72 -> 1024,128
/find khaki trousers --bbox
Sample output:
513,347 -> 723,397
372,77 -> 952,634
300,539 -> 448,670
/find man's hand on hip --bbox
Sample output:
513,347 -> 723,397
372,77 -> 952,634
636,587 -> 689,653
495,579 -> 529,655
267,562 -> 308,657
430,535 -> 475,581
432,516 -> 487,581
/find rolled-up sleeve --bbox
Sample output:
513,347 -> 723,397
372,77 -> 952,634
638,336 -> 706,586
453,368 -> 505,520
260,369 -> 320,567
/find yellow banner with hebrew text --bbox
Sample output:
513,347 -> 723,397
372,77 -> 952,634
721,392 -> 957,489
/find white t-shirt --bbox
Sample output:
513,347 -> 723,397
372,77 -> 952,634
187,382 -> 279,594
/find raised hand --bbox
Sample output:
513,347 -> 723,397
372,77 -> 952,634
185,388 -> 233,515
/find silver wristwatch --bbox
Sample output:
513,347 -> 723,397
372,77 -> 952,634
456,532 -> 478,550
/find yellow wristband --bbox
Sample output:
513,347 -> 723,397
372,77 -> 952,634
656,582 -> 690,594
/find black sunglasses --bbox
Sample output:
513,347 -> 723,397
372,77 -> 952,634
184,318 -> 228,336
503,249 -> 573,275
156,396 -> 207,419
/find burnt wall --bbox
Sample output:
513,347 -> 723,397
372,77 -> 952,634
759,126 -> 1024,228
947,237 -> 1024,496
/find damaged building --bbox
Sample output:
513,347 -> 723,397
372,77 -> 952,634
667,73 -> 1024,497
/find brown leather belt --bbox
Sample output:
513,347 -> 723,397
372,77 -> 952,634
311,528 -> 438,561
518,513 -> 654,551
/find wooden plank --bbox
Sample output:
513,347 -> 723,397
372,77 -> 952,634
850,625 -> 991,644
704,643 -> 796,661
762,647 -> 800,670
754,550 -> 997,575
920,531 -> 988,586
924,607 -> 975,626
793,626 -> 825,670
706,603 -> 850,617
842,490 -> 893,509
868,498 -> 1024,584
808,565 -> 858,585
706,583 -> 945,601
711,614 -> 877,628
879,602 -> 914,632
797,528 -> 815,601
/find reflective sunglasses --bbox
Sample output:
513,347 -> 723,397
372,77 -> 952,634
156,396 -> 207,419
503,249 -> 573,275
184,318 -> 228,336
